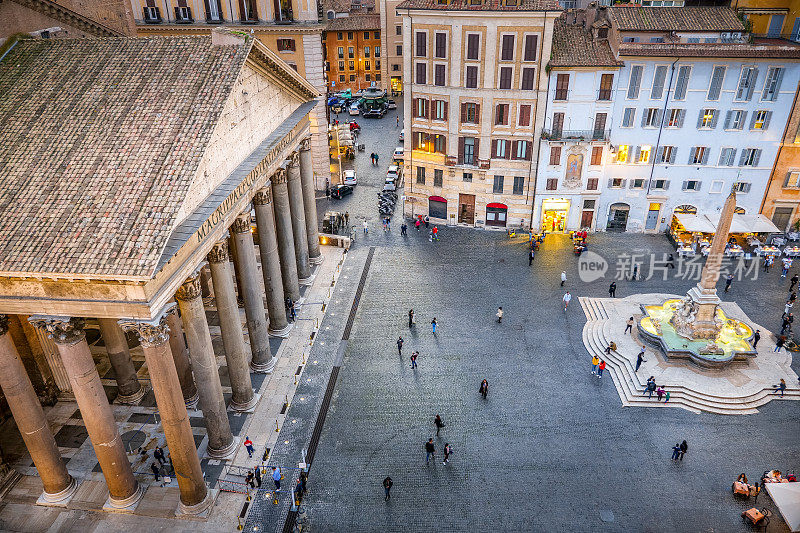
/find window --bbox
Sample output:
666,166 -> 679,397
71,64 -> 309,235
521,68 -> 535,90
277,38 -> 295,51
735,182 -> 752,193
621,108 -> 635,128
587,178 -> 599,190
763,67 -> 785,101
622,37 -> 639,43
466,66 -> 478,88
718,147 -> 736,166
416,166 -> 425,184
594,113 -> 607,135
493,139 -> 509,159
364,61 -> 370,71
689,146 -> 709,165
643,108 -> 661,128
392,64 -> 400,71
750,110 -> 771,130
434,64 -> 446,86
396,45 -> 402,55
682,180 -> 700,191
650,37 -> 664,43
518,105 -> 531,127
598,74 -> 613,100
768,13 -> 786,37
499,67 -> 512,90
337,46 -> 344,59
651,65 -> 667,99
739,148 -> 761,166
590,146 -> 603,165
415,31 -> 426,56
466,34 -> 480,60
396,25 -> 401,36
339,75 -> 345,82
736,66 -> 758,101
627,65 -> 643,99
495,103 -> 509,125
374,31 -> 379,39
434,169 -> 443,187
523,34 -> 538,61
462,102 -> 479,124
365,74 -> 371,81
611,177 -> 625,188
337,32 -> 343,40
414,97 -> 428,118
375,60 -> 380,70
637,145 -> 651,164
616,145 -> 629,163
415,63 -> 426,85
704,38 -> 717,43
724,110 -> 746,130
666,108 -> 685,128
656,145 -> 676,164
698,108 -> 717,129
493,175 -> 504,193
461,137 -> 476,165
364,46 -> 370,57
513,176 -> 524,195
463,172 -> 473,182
500,34 -> 515,61
549,145 -> 561,165
338,60 -> 344,70
205,0 -> 221,21
552,112 -> 564,134
513,141 -> 530,160
652,179 -> 668,190
348,32 -> 353,40
546,178 -> 558,190
555,74 -> 569,100
375,74 -> 381,81
349,75 -> 355,82
433,100 -> 447,120
348,46 -> 354,58
375,47 -> 380,57
348,60 -> 354,70
674,66 -> 691,100
435,33 -> 447,58
784,171 -> 800,188
708,66 -> 726,100
239,0 -> 257,21
631,178 -> 645,189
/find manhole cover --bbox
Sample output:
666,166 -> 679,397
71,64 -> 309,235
600,510 -> 615,522
121,430 -> 146,452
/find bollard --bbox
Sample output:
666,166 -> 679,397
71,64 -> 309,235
237,517 -> 243,530
285,393 -> 290,409
314,318 -> 319,329
291,488 -> 298,511
246,488 -> 252,502
294,374 -> 299,385
322,302 -> 326,312
275,419 -> 280,432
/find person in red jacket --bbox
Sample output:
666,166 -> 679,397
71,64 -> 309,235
597,360 -> 606,379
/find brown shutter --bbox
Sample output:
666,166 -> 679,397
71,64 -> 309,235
412,98 -> 418,118
458,137 -> 465,164
491,139 -> 497,158
474,138 -> 480,162
510,140 -> 518,160
237,0 -> 245,19
444,102 -> 448,120
460,103 -> 467,123
524,141 -> 532,161
525,35 -> 538,61
204,0 -> 211,20
475,103 -> 481,123
425,99 -> 430,119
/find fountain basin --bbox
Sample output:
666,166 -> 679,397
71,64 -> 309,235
637,299 -> 757,368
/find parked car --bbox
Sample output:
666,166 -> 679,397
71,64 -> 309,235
348,103 -> 360,116
393,147 -> 404,159
386,165 -> 399,184
343,169 -> 357,186
363,105 -> 387,118
383,181 -> 396,192
386,99 -> 397,110
399,129 -> 404,142
330,184 -> 353,199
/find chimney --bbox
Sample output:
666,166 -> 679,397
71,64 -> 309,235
211,27 -> 249,46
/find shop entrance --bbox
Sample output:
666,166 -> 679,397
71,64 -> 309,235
458,194 -> 475,224
772,207 -> 793,232
645,203 -> 661,230
541,199 -> 570,232
428,196 -> 447,220
485,203 -> 507,227
607,203 -> 629,232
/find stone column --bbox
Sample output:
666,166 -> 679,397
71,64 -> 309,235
175,273 -> 236,459
97,319 -> 144,404
253,186 -> 291,337
0,316 -> 77,505
299,138 -> 322,264
34,326 -> 72,398
271,168 -> 301,302
121,314 -> 211,516
30,316 -> 142,510
207,240 -> 258,409
227,234 -> 245,307
165,307 -> 198,407
287,152 -> 312,281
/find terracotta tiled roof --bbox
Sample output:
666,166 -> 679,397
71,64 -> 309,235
0,36 -> 251,278
550,17 -> 623,68
396,0 -> 560,12
325,14 -> 381,31
618,41 -> 800,59
611,6 -> 744,32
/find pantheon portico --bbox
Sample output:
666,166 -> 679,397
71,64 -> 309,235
0,30 -> 323,515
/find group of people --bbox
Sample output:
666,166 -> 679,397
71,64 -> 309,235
644,376 -> 670,402
369,152 -> 381,165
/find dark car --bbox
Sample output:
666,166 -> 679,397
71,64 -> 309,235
330,184 -> 353,199
363,105 -> 387,118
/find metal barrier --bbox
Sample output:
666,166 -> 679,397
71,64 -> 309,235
219,479 -> 250,494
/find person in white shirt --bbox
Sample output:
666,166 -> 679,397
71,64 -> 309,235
560,271 -> 567,287
563,292 -> 572,311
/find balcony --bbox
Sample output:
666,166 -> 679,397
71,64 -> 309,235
541,129 -> 610,142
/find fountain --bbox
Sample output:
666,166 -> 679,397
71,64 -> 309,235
637,188 -> 758,367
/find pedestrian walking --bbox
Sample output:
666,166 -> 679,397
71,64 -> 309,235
397,336 -> 404,355
432,226 -> 439,241
635,347 -> 647,371
401,222 -> 407,236
151,462 -> 161,481
363,219 -> 369,234
597,360 -> 606,379
272,466 -> 282,491
791,291 -> 798,303
325,181 -> 330,199
591,355 -> 600,374
411,351 -> 418,369
560,271 -> 567,286
609,282 -> 616,298
286,297 -> 296,322
656,386 -> 665,401
479,379 -> 488,399
782,257 -> 793,277
375,153 -> 379,165
154,446 -> 166,467
245,471 -> 255,489
724,274 -> 733,293
442,443 -> 452,465
415,218 -> 421,231
408,309 -> 415,328
563,291 -> 572,311
791,273 -> 799,291
431,317 -> 437,334
671,443 -> 681,460
753,329 -> 761,348
679,440 -> 688,460
496,307 -> 504,323
774,335 -> 786,352
424,216 -> 430,228
345,211 -> 350,226
396,115 -> 400,127
664,391 -> 671,403
254,466 -> 262,487
631,264 -> 639,281
644,377 -> 657,398
244,436 -> 255,458
786,301 -> 794,315
428,229 -> 433,242
624,316 -> 634,334
667,253 -> 675,268
425,438 -> 436,465
774,378 -> 787,397
383,476 -> 393,501
434,414 -> 444,436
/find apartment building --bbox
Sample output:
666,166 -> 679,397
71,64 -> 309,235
379,0 -> 404,93
323,14 -> 381,91
736,0 -> 800,40
397,0 -> 560,228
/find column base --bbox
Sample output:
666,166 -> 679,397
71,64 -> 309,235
250,357 -> 277,374
269,322 -> 294,338
299,271 -> 317,286
115,383 -> 147,405
37,476 -> 79,507
103,482 -> 145,513
176,488 -> 217,518
184,391 -> 200,410
230,392 -> 260,413
309,253 -> 324,265
206,436 -> 239,460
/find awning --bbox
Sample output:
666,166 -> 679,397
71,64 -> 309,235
674,213 -> 716,233
429,196 -> 447,203
765,482 -> 800,532
487,203 -> 507,209
706,213 -> 780,234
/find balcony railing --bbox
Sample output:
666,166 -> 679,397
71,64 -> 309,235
751,33 -> 800,43
541,129 -> 610,142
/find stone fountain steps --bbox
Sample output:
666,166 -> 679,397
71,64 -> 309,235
579,297 -> 800,415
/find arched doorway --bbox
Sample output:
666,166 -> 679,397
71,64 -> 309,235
674,205 -> 697,214
428,196 -> 447,220
607,203 -> 629,232
486,203 -> 508,227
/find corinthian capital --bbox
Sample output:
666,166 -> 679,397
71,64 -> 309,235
272,167 -> 288,185
175,273 -> 203,302
253,186 -> 273,206
230,213 -> 251,235
288,151 -> 300,168
120,315 -> 170,348
29,316 -> 86,345
207,240 -> 229,263
299,137 -> 311,152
